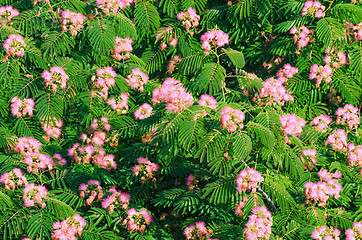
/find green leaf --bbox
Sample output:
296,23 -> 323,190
223,49 -> 245,69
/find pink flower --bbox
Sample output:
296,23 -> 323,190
184,221 -> 212,239
336,104 -> 360,130
198,94 -> 218,110
346,222 -> 362,240
309,64 -> 333,88
302,1 -> 325,18
51,214 -> 86,239
134,103 -> 153,120
244,206 -> 273,240
41,117 -> 63,140
325,129 -> 347,152
290,26 -> 311,50
167,55 -> 183,74
280,114 -> 306,137
11,96 -> 34,118
42,66 -> 69,93
311,115 -> 332,132
23,183 -> 47,208
96,0 -> 134,15
311,226 -> 340,240
3,34 -> 26,57
0,6 -> 19,25
112,37 -> 133,60
79,180 -> 103,205
101,186 -> 130,213
107,92 -> 129,114
14,137 -> 42,156
276,64 -> 298,82
236,168 -> 263,193
200,29 -> 229,53
235,196 -> 249,217
0,168 -> 28,191
258,77 -> 293,106
133,157 -> 159,181
61,10 -> 86,36
177,7 -> 200,33
125,68 -> 149,92
122,208 -> 152,233
220,106 -> 245,132
301,149 -> 318,170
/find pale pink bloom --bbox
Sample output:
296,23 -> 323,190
152,78 -> 193,113
101,186 -> 130,213
198,94 -> 218,110
134,103 -> 153,120
347,143 -> 362,168
220,106 -> 245,132
51,214 -> 86,239
235,196 -> 249,217
311,115 -> 333,132
42,66 -> 69,93
41,117 -> 63,140
244,206 -> 273,240
92,153 -> 117,170
93,67 -> 116,88
107,92 -> 129,114
0,168 -> 28,191
14,137 -> 42,156
23,183 -> 47,208
53,153 -> 67,166
177,7 -> 200,33
346,222 -> 362,240
122,208 -> 152,233
79,180 -> 103,205
132,157 -> 159,181
112,37 -> 133,60
167,55 -> 183,74
184,221 -> 212,239
302,1 -> 325,18
200,29 -> 229,53
336,104 -> 360,130
258,77 -> 293,106
301,149 -> 318,170
24,152 -> 54,173
311,226 -> 340,240
96,0 -> 134,15
309,64 -> 333,88
11,96 -> 34,118
290,26 -> 311,50
126,68 -> 149,92
325,129 -> 348,152
0,6 -> 19,25
33,0 -> 49,5
236,168 -> 263,193
324,48 -> 348,68
353,22 -> 362,41
3,34 -> 26,57
276,64 -> 298,82
280,114 -> 306,137
61,10 -> 87,36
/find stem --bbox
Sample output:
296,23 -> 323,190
256,185 -> 278,212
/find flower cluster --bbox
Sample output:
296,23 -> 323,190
325,129 -> 348,152
133,157 -> 159,182
91,67 -> 116,99
61,10 -> 86,36
236,168 -> 263,193
90,117 -> 111,132
96,0 -> 133,15
177,7 -> 200,34
311,226 -> 341,240
53,153 -> 67,166
68,143 -> 94,164
152,78 -> 193,113
42,66 -> 69,93
346,222 -> 362,240
0,168 -> 28,190
220,106 -> 245,132
258,77 -> 294,106
93,148 -> 117,170
122,208 -> 152,233
184,221 -> 213,240
276,64 -> 299,82
3,34 -> 26,58
24,152 -> 54,173
112,37 -> 133,60
244,206 -> 273,240
23,183 -> 48,208
235,196 -> 249,218
302,1 -> 325,18
14,137 -> 42,155
125,68 -> 149,92
324,47 -> 348,69
167,55 -> 182,74
102,186 -> 130,214
51,214 -> 86,240
10,96 -> 34,118
309,64 -> 333,88
186,174 -> 198,190
41,117 -> 63,141
304,169 -> 342,207
79,180 -> 103,205
353,22 -> 362,41
33,0 -> 49,5
347,143 -> 362,168
107,92 -> 129,114
336,104 -> 360,130
290,26 -> 312,51
134,103 -> 153,120
311,115 -> 333,132
155,27 -> 178,50
198,94 -> 218,111
301,149 -> 318,170
0,6 -> 19,25
200,29 -> 229,53
280,114 -> 306,137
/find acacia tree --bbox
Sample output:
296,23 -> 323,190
0,0 -> 362,239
